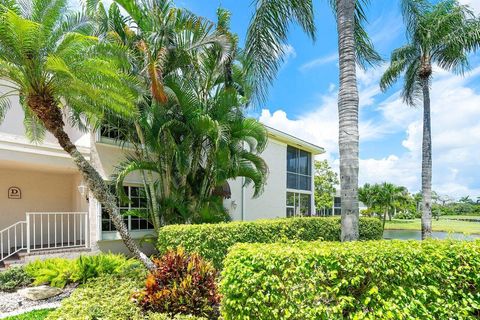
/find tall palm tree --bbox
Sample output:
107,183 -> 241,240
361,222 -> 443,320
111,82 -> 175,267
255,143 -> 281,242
380,0 -> 480,239
0,0 -> 154,270
246,0 -> 380,241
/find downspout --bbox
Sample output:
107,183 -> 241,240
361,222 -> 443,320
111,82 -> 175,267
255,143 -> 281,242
241,176 -> 245,221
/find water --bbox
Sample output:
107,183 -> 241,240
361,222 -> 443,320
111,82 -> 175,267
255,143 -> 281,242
383,229 -> 480,240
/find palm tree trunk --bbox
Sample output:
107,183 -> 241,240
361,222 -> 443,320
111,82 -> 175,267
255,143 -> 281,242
336,0 -> 360,241
27,94 -> 155,271
382,209 -> 387,231
421,78 -> 433,239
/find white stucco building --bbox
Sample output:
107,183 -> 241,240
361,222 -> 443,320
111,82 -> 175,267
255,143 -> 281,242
0,97 -> 324,264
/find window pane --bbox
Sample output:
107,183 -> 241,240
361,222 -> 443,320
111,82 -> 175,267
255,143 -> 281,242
300,194 -> 311,216
286,146 -> 297,172
287,173 -> 297,189
298,176 -> 311,191
298,150 -> 310,175
286,207 -> 294,218
286,192 -> 295,206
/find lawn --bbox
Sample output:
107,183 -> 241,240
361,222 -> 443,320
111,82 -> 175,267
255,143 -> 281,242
4,309 -> 54,320
384,216 -> 480,234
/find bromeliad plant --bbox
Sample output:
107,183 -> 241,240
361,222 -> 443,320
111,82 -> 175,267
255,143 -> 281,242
0,0 -> 154,270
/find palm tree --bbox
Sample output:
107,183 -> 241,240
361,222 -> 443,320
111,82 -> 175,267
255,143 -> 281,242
380,0 -> 480,239
86,0 -> 234,229
246,0 -> 380,241
0,0 -> 154,270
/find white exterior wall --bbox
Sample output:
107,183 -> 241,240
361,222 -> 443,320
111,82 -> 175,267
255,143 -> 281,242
224,138 -> 317,221
0,91 -> 323,254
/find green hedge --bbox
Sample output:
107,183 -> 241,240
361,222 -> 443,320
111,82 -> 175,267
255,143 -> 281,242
220,240 -> 480,319
157,217 -> 383,269
47,276 -> 206,320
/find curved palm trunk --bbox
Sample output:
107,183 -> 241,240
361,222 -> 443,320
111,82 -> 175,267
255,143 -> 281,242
421,78 -> 433,239
27,94 -> 155,271
336,0 -> 360,241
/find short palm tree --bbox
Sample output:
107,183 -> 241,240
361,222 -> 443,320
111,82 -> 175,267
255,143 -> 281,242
380,0 -> 480,239
0,0 -> 154,269
246,0 -> 380,241
113,8 -> 268,228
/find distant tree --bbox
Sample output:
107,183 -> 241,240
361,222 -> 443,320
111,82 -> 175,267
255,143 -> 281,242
380,0 -> 480,239
314,160 -> 339,213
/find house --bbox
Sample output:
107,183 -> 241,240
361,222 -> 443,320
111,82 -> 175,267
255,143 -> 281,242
0,98 -> 324,264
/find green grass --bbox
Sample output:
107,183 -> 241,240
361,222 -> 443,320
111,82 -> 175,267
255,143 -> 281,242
3,309 -> 54,320
385,217 -> 480,234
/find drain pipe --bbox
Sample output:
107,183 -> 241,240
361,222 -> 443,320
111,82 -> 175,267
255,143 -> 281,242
241,177 -> 245,221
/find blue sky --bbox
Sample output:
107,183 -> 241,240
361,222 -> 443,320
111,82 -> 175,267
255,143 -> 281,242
91,0 -> 480,197
176,0 -> 480,198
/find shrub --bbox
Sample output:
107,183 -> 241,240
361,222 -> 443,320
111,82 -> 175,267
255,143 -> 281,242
25,258 -> 75,288
134,248 -> 220,319
220,240 -> 480,319
0,266 -> 32,292
25,254 -> 145,288
47,276 -> 206,320
157,217 -> 383,269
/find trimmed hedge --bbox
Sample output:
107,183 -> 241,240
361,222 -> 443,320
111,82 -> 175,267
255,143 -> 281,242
220,240 -> 480,319
157,217 -> 383,269
47,276 -> 206,320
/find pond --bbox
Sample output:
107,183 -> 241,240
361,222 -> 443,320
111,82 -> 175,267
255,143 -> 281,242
384,229 -> 480,240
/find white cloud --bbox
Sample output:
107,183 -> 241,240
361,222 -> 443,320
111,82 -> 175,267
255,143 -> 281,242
299,53 -> 338,72
282,44 -> 297,62
260,65 -> 480,198
459,0 -> 480,13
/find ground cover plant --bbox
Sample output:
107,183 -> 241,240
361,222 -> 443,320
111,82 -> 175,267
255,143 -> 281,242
47,275 -> 206,320
221,239 -> 480,319
158,217 -> 383,269
0,266 -> 32,292
24,254 -> 144,288
4,309 -> 55,320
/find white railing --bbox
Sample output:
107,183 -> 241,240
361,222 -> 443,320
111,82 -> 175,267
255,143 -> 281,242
26,212 -> 89,253
0,221 -> 27,262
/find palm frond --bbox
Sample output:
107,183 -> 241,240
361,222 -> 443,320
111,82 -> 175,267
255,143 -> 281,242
245,0 -> 315,104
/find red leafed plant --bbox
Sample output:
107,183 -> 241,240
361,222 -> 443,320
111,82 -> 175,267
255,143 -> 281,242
133,248 -> 220,319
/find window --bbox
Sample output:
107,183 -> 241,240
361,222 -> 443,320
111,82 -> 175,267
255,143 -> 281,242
99,120 -> 128,142
286,192 -> 312,217
286,146 -> 312,190
101,185 -> 154,232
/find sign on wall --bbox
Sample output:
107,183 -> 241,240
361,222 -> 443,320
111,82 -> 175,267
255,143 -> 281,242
8,187 -> 21,199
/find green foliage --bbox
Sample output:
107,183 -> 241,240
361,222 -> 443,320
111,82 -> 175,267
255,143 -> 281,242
4,308 -> 54,320
381,0 -> 480,104
0,266 -> 32,292
220,240 -> 480,319
25,258 -> 75,288
314,160 -> 338,210
100,1 -> 268,229
25,254 -> 145,288
157,217 -> 383,269
133,248 -> 220,319
47,276 -> 205,320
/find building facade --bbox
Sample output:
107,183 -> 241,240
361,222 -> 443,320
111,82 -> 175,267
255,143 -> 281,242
0,99 -> 323,262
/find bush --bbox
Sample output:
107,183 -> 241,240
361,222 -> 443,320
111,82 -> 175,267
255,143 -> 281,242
220,240 -> 480,319
134,248 -> 220,319
0,266 -> 32,292
25,253 -> 145,288
47,276 -> 206,320
157,217 -> 383,269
